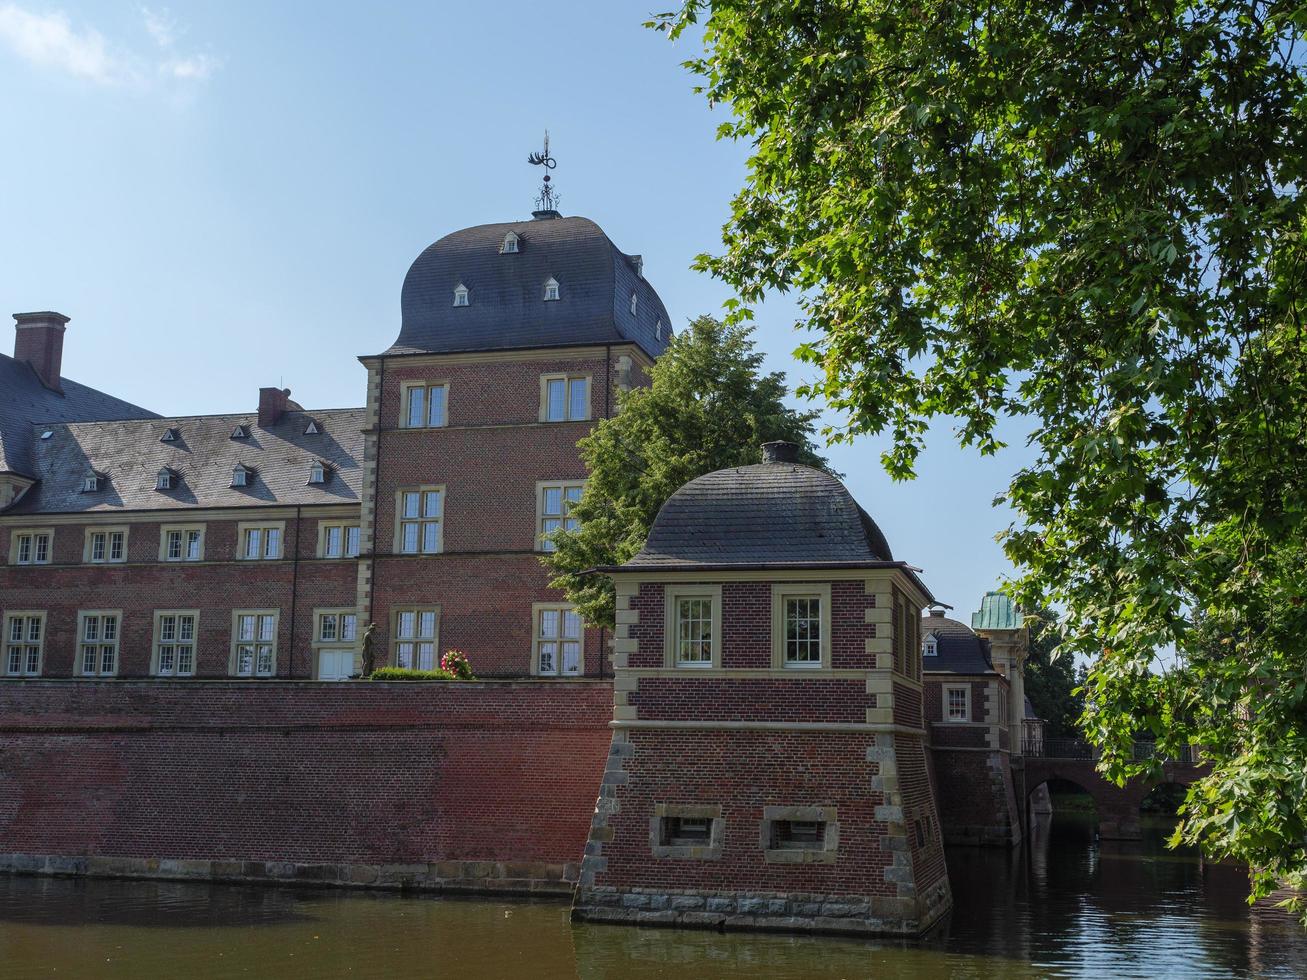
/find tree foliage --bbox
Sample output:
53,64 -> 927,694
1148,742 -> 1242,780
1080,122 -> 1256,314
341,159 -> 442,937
654,0 -> 1307,913
543,316 -> 826,629
1023,609 -> 1086,741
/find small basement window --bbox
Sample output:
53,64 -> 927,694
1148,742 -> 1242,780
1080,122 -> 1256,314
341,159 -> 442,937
771,820 -> 825,850
650,804 -> 723,860
453,283 -> 469,307
760,806 -> 839,864
661,816 -> 711,846
543,277 -> 559,301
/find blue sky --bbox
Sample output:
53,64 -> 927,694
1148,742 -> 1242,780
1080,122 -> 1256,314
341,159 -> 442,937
0,1 -> 1035,618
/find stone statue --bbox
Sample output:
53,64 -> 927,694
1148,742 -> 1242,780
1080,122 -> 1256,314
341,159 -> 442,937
360,622 -> 377,678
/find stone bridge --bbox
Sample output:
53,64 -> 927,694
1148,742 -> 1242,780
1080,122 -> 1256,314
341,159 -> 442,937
1016,739 -> 1205,840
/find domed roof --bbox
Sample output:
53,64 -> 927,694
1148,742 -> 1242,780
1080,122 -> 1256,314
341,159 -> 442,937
625,444 -> 895,569
383,214 -> 672,358
921,610 -> 996,674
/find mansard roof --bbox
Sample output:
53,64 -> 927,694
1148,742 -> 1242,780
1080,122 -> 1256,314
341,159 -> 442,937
622,454 -> 899,571
921,611 -> 997,675
384,215 -> 672,359
0,352 -> 158,480
4,408 -> 364,514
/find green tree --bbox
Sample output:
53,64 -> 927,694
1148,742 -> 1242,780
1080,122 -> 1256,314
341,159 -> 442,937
654,1 -> 1307,913
1022,610 -> 1085,741
544,316 -> 826,628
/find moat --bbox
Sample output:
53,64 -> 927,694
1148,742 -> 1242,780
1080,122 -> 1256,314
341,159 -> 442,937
0,814 -> 1302,979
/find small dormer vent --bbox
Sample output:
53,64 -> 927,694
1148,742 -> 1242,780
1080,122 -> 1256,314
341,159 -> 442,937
231,425 -> 248,439
161,427 -> 179,443
304,420 -> 320,435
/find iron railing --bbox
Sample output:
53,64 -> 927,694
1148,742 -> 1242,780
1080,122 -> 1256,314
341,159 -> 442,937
1022,739 -> 1197,764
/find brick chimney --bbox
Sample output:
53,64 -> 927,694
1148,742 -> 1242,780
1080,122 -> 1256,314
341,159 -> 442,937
258,387 -> 294,428
13,311 -> 69,393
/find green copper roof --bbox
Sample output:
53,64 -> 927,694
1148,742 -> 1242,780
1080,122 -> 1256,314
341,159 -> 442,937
972,591 -> 1023,631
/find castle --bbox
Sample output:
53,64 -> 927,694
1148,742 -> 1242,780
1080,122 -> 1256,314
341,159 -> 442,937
0,208 -> 1034,935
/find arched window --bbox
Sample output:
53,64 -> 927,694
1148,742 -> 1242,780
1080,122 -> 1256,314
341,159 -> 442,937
453,283 -> 469,307
501,231 -> 519,254
543,277 -> 560,301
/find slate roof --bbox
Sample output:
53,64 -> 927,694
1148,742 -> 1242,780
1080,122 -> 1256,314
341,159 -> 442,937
385,215 -> 672,360
0,352 -> 158,480
921,612 -> 997,675
972,590 -> 1023,630
5,408 -> 364,514
623,459 -> 898,569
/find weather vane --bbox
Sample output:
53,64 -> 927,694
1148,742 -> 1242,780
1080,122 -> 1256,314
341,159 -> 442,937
527,130 -> 560,214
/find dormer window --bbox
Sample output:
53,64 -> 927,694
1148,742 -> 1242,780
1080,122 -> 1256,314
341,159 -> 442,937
308,461 -> 328,485
160,428 -> 179,443
453,283 -> 469,307
656,318 -> 663,341
231,425 -> 248,439
40,430 -> 52,440
156,468 -> 176,491
923,634 -> 938,658
632,254 -> 644,278
304,421 -> 320,435
231,464 -> 252,488
501,231 -> 519,254
629,292 -> 638,317
82,472 -> 104,493
543,277 -> 560,301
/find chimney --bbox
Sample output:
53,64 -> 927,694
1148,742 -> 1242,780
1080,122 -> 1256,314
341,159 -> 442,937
258,387 -> 293,428
761,441 -> 800,464
13,311 -> 69,393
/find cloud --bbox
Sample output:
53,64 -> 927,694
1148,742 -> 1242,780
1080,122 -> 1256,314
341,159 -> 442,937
0,3 -> 219,88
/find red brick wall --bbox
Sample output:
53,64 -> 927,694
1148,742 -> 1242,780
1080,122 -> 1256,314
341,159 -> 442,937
0,680 -> 611,868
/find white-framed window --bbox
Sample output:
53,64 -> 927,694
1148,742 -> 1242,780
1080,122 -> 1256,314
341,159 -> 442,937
392,608 -> 438,670
665,585 -> 722,668
160,525 -> 204,562
308,461 -> 329,485
537,481 -> 584,551
156,468 -> 176,491
501,231 -> 519,253
84,527 -> 127,564
533,604 -> 583,676
230,610 -> 278,677
231,464 -> 252,487
944,684 -> 970,723
81,472 -> 103,493
629,291 -> 638,316
3,612 -> 44,677
401,383 -> 449,429
540,374 -> 590,422
453,283 -> 469,307
770,584 -> 831,669
153,611 -> 198,677
239,522 -> 285,560
77,611 -> 120,677
543,277 -> 560,301
923,633 -> 938,658
10,529 -> 52,565
314,608 -> 359,681
318,522 -> 361,559
396,487 -> 443,554
655,318 -> 663,341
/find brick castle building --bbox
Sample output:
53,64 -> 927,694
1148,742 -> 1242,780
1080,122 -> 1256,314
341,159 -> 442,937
0,208 -> 1030,936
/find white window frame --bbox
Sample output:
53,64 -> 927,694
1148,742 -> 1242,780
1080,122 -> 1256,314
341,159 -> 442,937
231,464 -> 252,487
308,461 -> 328,485
391,607 -> 439,670
83,526 -> 128,564
664,584 -> 722,669
156,468 -> 175,491
453,283 -> 469,307
536,480 -> 585,552
770,583 -> 832,669
152,610 -> 199,677
944,684 -> 971,723
159,524 -> 205,562
230,609 -> 279,678
317,521 -> 361,559
238,521 -> 286,561
532,603 -> 584,677
543,277 -> 559,301
400,382 -> 449,429
539,374 -> 590,422
394,486 -> 444,555
923,633 -> 938,658
81,473 -> 102,493
313,607 -> 359,680
76,610 -> 122,677
3,611 -> 45,677
10,529 -> 53,566
501,231 -> 519,253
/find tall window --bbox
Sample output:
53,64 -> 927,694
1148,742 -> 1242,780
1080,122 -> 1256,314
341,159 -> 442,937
403,383 -> 448,428
666,588 -> 721,668
154,612 -> 197,677
161,526 -> 204,562
541,374 -> 589,422
783,596 -> 822,667
537,481 -> 584,551
4,613 -> 44,676
85,528 -> 126,564
393,609 -> 438,670
315,609 -> 359,681
945,686 -> 970,722
534,605 -> 582,676
11,530 -> 51,565
319,522 -> 361,558
397,488 -> 443,554
78,612 -> 120,677
240,523 -> 284,560
232,611 -> 277,677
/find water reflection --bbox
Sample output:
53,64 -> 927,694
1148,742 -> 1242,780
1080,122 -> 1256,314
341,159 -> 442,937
0,820 -> 1303,980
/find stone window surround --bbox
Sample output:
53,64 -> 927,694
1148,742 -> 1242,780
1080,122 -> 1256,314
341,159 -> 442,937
312,607 -> 359,680
663,583 -> 723,669
538,373 -> 591,423
158,524 -> 206,562
3,610 -> 46,677
649,803 -> 724,860
393,486 -> 445,555
535,480 -> 585,553
391,605 -> 441,671
943,683 -> 971,723
399,380 -> 450,430
237,521 -> 286,561
770,582 -> 832,670
316,521 -> 361,559
151,609 -> 200,677
760,805 -> 840,865
530,601 -> 585,677
75,609 -> 122,678
83,526 -> 129,564
228,608 -> 280,678
8,528 -> 53,566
